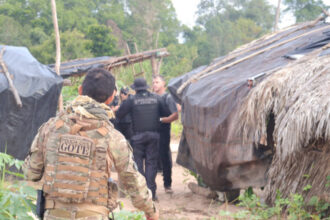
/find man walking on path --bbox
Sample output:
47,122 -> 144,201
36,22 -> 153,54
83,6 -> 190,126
116,78 -> 165,201
152,75 -> 179,194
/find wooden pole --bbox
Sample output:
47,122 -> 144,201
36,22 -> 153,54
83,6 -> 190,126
274,0 -> 282,31
157,57 -> 163,75
0,47 -> 23,108
134,42 -> 145,77
51,0 -> 63,111
125,43 -> 137,77
151,55 -> 158,77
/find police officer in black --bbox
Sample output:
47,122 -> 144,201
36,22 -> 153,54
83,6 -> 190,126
116,78 -> 165,201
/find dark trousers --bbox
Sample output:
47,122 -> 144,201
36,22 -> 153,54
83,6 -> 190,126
130,131 -> 159,196
159,128 -> 172,188
116,123 -> 133,141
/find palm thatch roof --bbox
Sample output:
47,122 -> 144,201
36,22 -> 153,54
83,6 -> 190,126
237,48 -> 330,204
238,51 -> 330,159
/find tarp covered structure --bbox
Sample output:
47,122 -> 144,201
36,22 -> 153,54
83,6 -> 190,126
49,48 -> 169,78
49,56 -> 112,78
168,21 -> 330,191
0,45 -> 63,160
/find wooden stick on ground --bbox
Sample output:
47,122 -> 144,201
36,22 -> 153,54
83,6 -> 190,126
51,0 -> 63,111
0,47 -> 23,108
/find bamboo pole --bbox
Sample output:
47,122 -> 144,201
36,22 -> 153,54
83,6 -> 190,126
51,0 -> 63,111
0,47 -> 23,108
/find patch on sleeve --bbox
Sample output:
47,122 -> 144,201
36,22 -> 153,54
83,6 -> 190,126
97,127 -> 108,137
58,134 -> 94,157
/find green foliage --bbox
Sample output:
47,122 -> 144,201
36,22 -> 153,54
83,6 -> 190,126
0,0 -> 276,80
62,76 -> 84,105
0,152 -> 37,220
160,43 -> 198,78
303,184 -> 312,191
184,0 -> 275,67
113,210 -> 146,220
0,15 -> 30,46
218,186 -> 329,220
325,175 -> 330,188
182,169 -> 206,187
86,24 -> 121,57
283,0 -> 329,22
171,120 -> 183,138
124,0 -> 180,50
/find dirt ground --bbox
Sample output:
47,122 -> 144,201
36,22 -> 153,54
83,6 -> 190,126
114,150 -> 241,220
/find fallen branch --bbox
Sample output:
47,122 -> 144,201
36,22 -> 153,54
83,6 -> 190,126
0,47 -> 23,108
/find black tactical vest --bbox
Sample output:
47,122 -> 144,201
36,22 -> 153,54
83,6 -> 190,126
131,91 -> 159,132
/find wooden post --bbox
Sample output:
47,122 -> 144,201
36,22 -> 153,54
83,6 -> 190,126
51,0 -> 63,111
125,43 -> 136,77
0,48 -> 23,108
134,42 -> 145,78
157,57 -> 163,75
151,55 -> 158,77
274,0 -> 281,31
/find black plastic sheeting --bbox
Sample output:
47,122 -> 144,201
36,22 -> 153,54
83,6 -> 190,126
168,22 -> 330,191
0,45 -> 63,160
48,56 -> 113,78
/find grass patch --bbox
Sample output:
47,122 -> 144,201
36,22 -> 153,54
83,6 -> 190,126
171,119 -> 183,139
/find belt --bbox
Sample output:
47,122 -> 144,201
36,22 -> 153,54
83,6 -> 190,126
45,199 -> 109,216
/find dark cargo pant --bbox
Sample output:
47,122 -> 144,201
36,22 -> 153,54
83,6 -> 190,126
130,131 -> 159,197
159,128 -> 172,188
116,122 -> 133,141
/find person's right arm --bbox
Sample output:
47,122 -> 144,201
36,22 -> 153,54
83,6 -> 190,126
108,131 -> 158,219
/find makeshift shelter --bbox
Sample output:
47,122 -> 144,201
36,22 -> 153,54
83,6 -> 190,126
168,19 -> 330,202
49,48 -> 169,78
0,45 -> 63,160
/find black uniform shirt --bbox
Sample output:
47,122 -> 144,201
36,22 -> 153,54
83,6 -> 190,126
160,92 -> 178,132
116,90 -> 166,131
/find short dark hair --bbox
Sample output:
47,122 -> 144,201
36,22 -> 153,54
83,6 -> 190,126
82,68 -> 115,103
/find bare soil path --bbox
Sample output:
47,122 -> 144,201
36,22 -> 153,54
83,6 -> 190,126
114,146 -> 241,220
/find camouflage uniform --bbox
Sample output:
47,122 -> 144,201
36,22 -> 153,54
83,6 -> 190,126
23,96 -> 156,220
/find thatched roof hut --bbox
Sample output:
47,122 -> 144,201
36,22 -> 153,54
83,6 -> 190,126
168,19 -> 330,203
238,49 -> 330,204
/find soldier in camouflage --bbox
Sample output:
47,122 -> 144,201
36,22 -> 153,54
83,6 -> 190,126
23,68 -> 158,220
